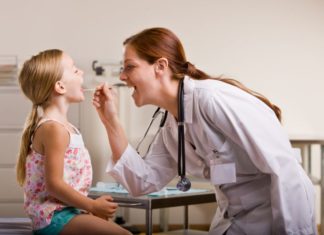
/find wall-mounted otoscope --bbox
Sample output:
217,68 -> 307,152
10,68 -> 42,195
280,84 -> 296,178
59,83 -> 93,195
92,60 -> 105,76
92,60 -> 122,77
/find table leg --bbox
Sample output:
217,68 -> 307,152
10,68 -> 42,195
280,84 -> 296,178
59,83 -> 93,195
184,205 -> 189,230
159,208 -> 169,232
146,204 -> 152,235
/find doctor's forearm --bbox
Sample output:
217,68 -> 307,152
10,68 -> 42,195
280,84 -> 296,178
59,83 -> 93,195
103,116 -> 128,162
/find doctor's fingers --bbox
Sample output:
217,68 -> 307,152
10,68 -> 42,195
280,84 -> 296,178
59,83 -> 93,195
99,88 -> 117,102
93,83 -> 113,98
95,82 -> 117,97
92,90 -> 116,107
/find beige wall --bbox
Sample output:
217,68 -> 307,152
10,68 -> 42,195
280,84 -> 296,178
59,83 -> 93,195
1,0 -> 323,226
1,0 -> 324,135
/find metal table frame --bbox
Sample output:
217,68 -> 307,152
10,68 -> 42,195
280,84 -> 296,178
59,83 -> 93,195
89,190 -> 216,235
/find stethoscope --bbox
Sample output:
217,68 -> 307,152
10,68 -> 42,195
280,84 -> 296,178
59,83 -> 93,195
135,78 -> 191,192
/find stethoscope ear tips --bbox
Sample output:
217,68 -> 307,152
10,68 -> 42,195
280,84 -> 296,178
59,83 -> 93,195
176,176 -> 191,192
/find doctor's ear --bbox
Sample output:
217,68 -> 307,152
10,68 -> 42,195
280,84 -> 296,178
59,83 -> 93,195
155,58 -> 168,73
54,81 -> 66,94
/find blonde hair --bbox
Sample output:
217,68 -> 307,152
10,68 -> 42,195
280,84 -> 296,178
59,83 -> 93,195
16,49 -> 64,186
124,27 -> 281,121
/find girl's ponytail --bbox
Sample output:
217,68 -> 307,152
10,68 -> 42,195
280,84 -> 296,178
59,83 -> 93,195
16,105 -> 39,186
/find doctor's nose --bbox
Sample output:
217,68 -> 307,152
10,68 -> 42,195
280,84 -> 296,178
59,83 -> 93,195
119,69 -> 127,81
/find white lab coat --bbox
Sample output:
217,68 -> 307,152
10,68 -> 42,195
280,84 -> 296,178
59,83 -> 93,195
107,77 -> 316,235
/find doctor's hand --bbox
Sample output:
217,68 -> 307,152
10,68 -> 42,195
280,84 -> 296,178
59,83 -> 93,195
92,83 -> 119,125
90,195 -> 118,220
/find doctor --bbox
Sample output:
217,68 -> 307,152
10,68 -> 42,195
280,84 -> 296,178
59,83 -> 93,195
92,27 -> 316,235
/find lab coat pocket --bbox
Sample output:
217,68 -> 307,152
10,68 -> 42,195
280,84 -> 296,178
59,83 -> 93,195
211,161 -> 236,185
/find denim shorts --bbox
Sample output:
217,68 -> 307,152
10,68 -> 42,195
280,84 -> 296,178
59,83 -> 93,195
33,207 -> 81,235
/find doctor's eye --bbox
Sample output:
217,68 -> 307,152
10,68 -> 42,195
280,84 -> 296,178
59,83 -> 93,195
121,64 -> 137,74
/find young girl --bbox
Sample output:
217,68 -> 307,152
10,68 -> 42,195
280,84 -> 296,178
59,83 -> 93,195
16,49 -> 131,235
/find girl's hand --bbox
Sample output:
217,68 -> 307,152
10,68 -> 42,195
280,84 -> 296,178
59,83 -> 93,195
91,195 -> 118,220
92,83 -> 119,125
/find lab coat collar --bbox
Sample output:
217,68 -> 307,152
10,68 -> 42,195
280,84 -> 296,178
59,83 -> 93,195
183,76 -> 194,124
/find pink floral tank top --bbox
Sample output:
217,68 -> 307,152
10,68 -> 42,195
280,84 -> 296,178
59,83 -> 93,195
23,118 -> 93,230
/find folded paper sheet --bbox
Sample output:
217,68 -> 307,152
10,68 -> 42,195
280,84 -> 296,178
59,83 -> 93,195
91,182 -> 208,197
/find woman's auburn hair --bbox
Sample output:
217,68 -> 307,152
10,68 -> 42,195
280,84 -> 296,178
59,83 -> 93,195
124,27 -> 281,121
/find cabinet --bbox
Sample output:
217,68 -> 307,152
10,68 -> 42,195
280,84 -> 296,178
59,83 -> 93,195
0,86 -> 79,217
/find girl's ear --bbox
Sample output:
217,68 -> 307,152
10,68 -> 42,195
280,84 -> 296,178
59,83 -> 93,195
154,57 -> 169,74
54,81 -> 66,94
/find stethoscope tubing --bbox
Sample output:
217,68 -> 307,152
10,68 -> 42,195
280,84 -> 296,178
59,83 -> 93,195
176,79 -> 191,191
136,78 -> 191,191
177,79 -> 186,177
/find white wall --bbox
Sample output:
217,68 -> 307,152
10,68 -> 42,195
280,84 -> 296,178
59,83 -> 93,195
1,0 -> 324,226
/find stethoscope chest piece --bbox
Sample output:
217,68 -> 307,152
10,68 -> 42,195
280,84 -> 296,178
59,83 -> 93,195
176,176 -> 191,192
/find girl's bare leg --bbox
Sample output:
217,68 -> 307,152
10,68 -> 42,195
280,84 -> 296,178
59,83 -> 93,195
60,214 -> 132,235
